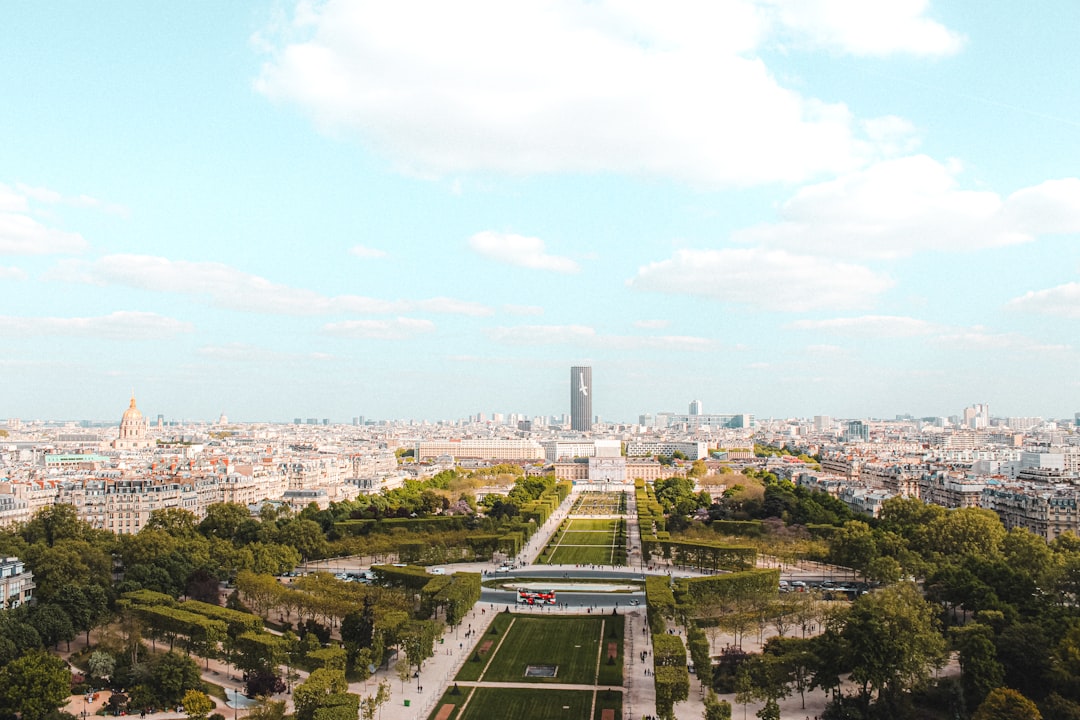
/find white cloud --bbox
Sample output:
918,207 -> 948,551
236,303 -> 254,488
763,0 -> 965,57
804,344 -> 848,356
0,181 -> 125,255
1004,178 -> 1080,235
49,254 -> 493,317
14,182 -> 128,216
0,266 -> 27,280
0,311 -> 193,339
1006,282 -> 1080,319
628,248 -> 892,311
788,315 -> 938,337
322,317 -> 436,340
487,325 -> 597,346
634,319 -> 671,329
607,335 -> 714,351
503,304 -> 545,316
0,185 -> 29,212
735,156 -> 1080,259
0,212 -> 88,255
933,329 -> 1071,352
348,244 -> 387,259
197,343 -> 336,361
469,231 -> 579,273
792,314 -> 1072,353
486,324 -> 713,351
252,1 -> 954,186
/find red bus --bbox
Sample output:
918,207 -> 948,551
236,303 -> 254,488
517,589 -> 557,605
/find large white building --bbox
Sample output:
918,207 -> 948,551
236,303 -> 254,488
415,438 -> 544,461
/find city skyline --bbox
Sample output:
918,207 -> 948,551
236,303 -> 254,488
2,2 -> 1079,422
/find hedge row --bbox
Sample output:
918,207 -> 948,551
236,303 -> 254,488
653,635 -> 690,720
645,575 -> 676,635
710,520 -> 764,537
674,568 -> 781,608
180,599 -> 263,637
640,538 -> 756,572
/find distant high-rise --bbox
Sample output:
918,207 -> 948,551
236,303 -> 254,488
689,399 -> 703,416
570,366 -> 593,432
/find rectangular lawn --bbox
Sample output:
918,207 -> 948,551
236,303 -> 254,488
543,544 -> 617,565
456,688 -> 594,720
558,531 -> 616,546
455,611 -> 516,681
481,615 -> 607,684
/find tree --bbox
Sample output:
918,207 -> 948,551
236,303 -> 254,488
181,690 -> 214,720
877,496 -> 945,556
972,687 -> 1041,720
0,651 -> 72,720
29,603 -> 75,649
359,681 -> 390,720
755,700 -> 779,720
150,651 -> 203,706
146,508 -> 200,538
952,623 -> 1003,707
928,507 -> 1006,560
292,668 -> 347,720
276,520 -> 327,561
764,636 -> 816,709
828,521 -> 877,580
841,582 -> 946,711
88,650 -> 117,684
55,583 -> 111,645
703,690 -> 732,720
395,659 -> 411,693
22,504 -> 86,547
199,503 -> 252,541
244,698 -> 287,720
734,654 -> 789,715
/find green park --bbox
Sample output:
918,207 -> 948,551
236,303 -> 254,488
6,457 -> 1080,720
538,518 -> 627,566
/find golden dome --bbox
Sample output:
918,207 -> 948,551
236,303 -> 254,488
122,395 -> 143,422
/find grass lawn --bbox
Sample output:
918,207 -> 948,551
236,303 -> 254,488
593,688 -> 624,720
595,614 -> 624,687
558,531 -> 616,546
563,518 -> 620,531
424,685 -> 474,720
457,688 -> 594,720
540,519 -> 624,565
543,545 -> 619,565
481,615 -> 611,684
455,610 -> 517,681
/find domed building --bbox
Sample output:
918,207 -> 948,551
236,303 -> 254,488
112,395 -> 153,450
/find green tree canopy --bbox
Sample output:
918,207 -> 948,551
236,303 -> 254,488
972,687 -> 1041,720
842,582 -> 946,710
0,651 -> 72,720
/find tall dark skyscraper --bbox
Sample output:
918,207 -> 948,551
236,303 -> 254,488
570,365 -> 592,431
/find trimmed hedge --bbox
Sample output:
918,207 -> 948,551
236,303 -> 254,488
645,576 -> 676,635
371,564 -> 432,591
675,568 -> 781,608
710,520 -> 764,537
180,599 -> 263,638
120,589 -> 177,607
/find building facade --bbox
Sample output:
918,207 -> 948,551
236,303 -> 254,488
570,366 -> 592,432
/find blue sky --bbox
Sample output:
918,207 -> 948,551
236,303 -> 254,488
2,1 -> 1079,423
